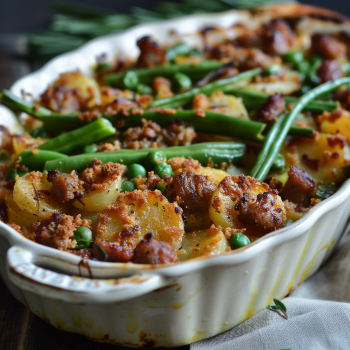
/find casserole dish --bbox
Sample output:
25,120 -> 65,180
1,4 -> 350,347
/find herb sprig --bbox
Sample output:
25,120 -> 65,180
266,298 -> 288,320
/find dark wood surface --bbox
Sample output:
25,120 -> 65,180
0,35 -> 188,350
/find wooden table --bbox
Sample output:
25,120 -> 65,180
0,35 -> 188,350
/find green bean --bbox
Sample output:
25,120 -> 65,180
149,68 -> 262,108
44,141 -> 246,173
19,149 -> 68,171
0,89 -> 313,140
173,72 -> 192,90
105,61 -> 224,87
253,77 -> 350,181
112,109 -> 265,142
0,89 -> 52,118
137,84 -> 153,95
224,89 -> 338,113
38,118 -> 116,154
249,114 -> 285,178
166,42 -> 193,61
271,153 -> 285,171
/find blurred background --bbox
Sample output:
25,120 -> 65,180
1,0 -> 350,34
0,0 -> 349,87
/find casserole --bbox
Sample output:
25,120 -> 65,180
1,4 -> 350,347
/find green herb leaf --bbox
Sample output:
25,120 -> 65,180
273,298 -> 287,313
94,240 -> 108,260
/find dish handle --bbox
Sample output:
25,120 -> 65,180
6,246 -> 168,303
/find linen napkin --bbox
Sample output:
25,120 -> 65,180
191,234 -> 350,350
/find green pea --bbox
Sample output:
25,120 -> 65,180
127,164 -> 147,179
229,233 -> 250,250
137,84 -> 153,95
154,162 -> 173,179
265,64 -> 282,76
83,144 -> 98,154
173,72 -> 192,90
283,51 -> 304,66
146,150 -> 166,170
121,180 -> 136,192
123,71 -> 138,89
73,226 -> 92,250
155,184 -> 166,193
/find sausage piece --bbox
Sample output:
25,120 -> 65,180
317,59 -> 344,83
92,239 -> 134,262
131,233 -> 178,265
172,172 -> 216,211
254,93 -> 285,125
311,34 -> 347,60
261,19 -> 297,55
47,169 -> 84,204
281,165 -> 316,207
136,36 -> 167,68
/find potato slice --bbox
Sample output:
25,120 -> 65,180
282,133 -> 350,185
198,167 -> 229,186
179,226 -> 231,261
209,175 -> 286,234
320,109 -> 350,142
182,209 -> 213,232
72,175 -> 122,212
53,72 -> 101,107
241,71 -> 301,95
5,192 -> 39,228
208,91 -> 249,120
95,190 -> 184,250
13,172 -> 69,219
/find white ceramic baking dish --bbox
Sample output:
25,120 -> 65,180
1,4 -> 350,347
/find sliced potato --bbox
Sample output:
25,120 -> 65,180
95,190 -> 184,250
13,172 -> 69,219
198,167 -> 229,186
320,109 -> 350,142
179,226 -> 230,261
282,133 -> 350,185
182,209 -> 213,232
241,71 -> 301,95
5,192 -> 39,228
53,72 -> 101,107
208,91 -> 249,120
72,175 -> 122,212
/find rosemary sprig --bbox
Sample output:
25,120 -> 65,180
23,0 -> 297,60
266,298 -> 288,320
